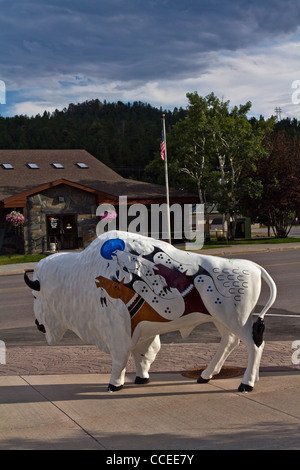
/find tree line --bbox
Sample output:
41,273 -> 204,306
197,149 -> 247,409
0,99 -> 186,179
1,95 -> 300,238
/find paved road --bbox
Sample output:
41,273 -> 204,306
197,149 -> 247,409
1,249 -> 300,347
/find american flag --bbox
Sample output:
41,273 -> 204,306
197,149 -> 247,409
160,132 -> 165,160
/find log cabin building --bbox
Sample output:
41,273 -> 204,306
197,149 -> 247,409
0,149 -> 197,254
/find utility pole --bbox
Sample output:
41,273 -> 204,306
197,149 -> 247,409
161,113 -> 171,244
275,107 -> 282,121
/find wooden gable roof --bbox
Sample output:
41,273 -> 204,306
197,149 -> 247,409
0,149 -> 198,208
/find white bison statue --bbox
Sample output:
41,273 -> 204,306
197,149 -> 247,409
24,230 -> 277,392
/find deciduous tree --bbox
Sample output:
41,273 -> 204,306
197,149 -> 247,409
243,130 -> 300,237
169,92 -> 268,239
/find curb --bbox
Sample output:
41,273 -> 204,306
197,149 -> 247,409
201,244 -> 300,257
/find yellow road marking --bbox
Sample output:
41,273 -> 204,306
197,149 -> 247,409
0,286 -> 27,292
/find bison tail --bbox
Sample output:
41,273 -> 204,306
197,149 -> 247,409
252,317 -> 265,347
258,266 -> 277,320
252,266 -> 277,347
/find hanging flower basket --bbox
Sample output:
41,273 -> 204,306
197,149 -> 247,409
6,211 -> 25,235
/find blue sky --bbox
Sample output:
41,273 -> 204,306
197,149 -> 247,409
1,0 -> 300,119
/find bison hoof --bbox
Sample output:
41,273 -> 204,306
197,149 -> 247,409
197,376 -> 210,384
108,383 -> 123,392
135,377 -> 150,385
238,383 -> 253,393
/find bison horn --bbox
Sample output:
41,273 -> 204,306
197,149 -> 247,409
24,270 -> 40,291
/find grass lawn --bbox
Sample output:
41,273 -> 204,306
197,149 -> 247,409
203,237 -> 300,248
0,254 -> 47,265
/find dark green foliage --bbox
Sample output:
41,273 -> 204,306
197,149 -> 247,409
0,99 -> 186,181
242,128 -> 300,237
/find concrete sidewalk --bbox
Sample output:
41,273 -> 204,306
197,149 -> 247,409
0,242 -> 299,450
0,369 -> 299,450
0,340 -> 299,450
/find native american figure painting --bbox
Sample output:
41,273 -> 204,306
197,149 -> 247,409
95,237 -> 219,335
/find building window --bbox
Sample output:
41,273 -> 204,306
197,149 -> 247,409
1,163 -> 14,169
27,163 -> 39,169
76,162 -> 89,168
52,163 -> 64,169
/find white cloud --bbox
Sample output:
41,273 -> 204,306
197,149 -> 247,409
2,2 -> 300,119
196,39 -> 300,119
9,101 -> 59,117
5,36 -> 300,120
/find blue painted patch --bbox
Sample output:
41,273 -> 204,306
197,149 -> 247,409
100,238 -> 125,260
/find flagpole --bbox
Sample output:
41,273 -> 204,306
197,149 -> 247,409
162,113 -> 171,244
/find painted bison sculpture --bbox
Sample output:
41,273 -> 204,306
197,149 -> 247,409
24,230 -> 277,392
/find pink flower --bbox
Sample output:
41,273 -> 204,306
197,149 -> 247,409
6,211 -> 25,226
99,211 -> 117,222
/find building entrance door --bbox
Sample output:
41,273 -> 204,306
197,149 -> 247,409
47,214 -> 78,250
